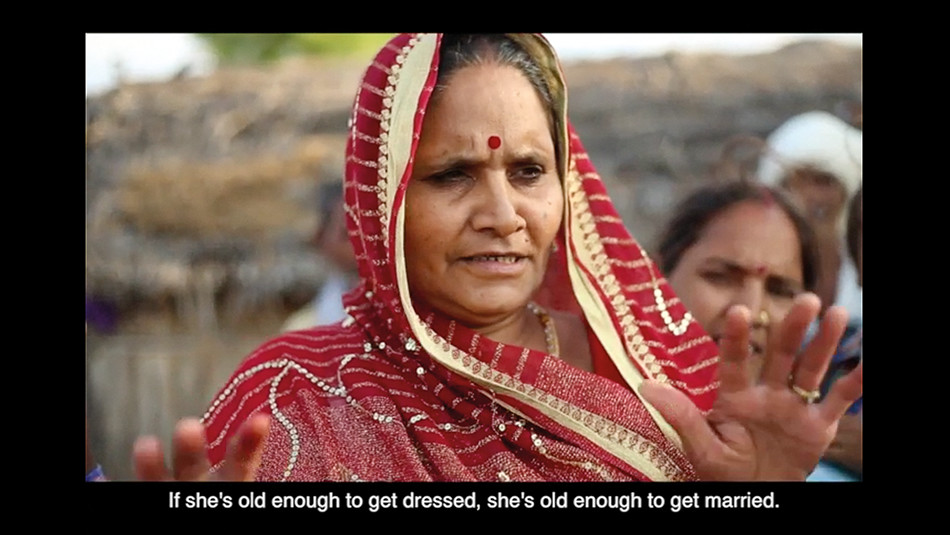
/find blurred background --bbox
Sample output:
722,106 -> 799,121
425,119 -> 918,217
85,33 -> 862,479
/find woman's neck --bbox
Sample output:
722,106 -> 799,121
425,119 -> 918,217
410,298 -> 550,354
468,306 -> 548,354
411,298 -> 592,371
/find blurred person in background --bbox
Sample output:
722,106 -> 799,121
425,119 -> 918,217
282,180 -> 359,331
757,110 -> 862,326
656,182 -> 820,379
656,181 -> 860,481
810,185 -> 862,481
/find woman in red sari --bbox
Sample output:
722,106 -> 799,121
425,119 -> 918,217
133,34 -> 861,482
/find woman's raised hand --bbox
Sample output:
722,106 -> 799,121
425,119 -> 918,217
639,293 -> 862,481
133,414 -> 270,481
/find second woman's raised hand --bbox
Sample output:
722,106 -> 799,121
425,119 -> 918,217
639,293 -> 863,481
133,413 -> 271,481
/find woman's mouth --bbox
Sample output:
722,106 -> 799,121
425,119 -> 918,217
459,253 -> 528,275
466,255 -> 523,263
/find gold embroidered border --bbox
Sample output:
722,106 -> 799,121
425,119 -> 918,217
357,106 -> 384,121
205,379 -> 271,450
667,336 -> 715,356
371,60 -> 393,75
361,81 -> 390,98
599,235 -> 636,244
353,129 -> 383,145
608,257 -> 650,269
671,379 -> 720,396
415,318 -> 684,481
623,281 -> 655,293
348,156 -> 378,169
655,355 -> 718,374
564,158 -> 686,453
640,298 -> 682,314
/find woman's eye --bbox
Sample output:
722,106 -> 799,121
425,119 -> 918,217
427,169 -> 470,185
766,280 -> 799,299
700,271 -> 733,285
512,166 -> 543,183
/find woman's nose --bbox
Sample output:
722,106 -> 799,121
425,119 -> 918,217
732,284 -> 766,323
470,175 -> 526,236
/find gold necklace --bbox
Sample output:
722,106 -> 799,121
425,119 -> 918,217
637,244 -> 692,336
527,302 -> 560,357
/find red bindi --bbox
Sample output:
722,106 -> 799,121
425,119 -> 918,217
488,135 -> 501,149
754,264 -> 768,276
758,186 -> 776,206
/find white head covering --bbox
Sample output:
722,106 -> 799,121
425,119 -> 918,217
757,110 -> 862,200
759,111 -> 863,321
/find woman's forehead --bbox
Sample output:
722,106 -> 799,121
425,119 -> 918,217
414,64 -> 555,164
694,202 -> 802,270
428,65 -> 548,126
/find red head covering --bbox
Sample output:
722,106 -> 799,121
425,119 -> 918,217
203,34 -> 719,481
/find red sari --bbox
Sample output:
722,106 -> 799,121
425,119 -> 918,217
202,33 -> 719,481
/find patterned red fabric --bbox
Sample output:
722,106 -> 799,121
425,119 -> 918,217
202,33 -> 719,482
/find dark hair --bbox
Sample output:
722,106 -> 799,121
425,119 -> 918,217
656,182 -> 820,292
436,34 -> 554,112
434,34 -> 560,171
846,185 -> 862,267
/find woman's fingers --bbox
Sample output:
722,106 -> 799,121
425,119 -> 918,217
639,380 -> 718,468
791,305 -> 848,392
218,414 -> 271,481
819,361 -> 863,422
716,305 -> 753,393
760,293 -> 821,388
133,435 -> 170,481
133,415 -> 269,482
172,418 -> 212,481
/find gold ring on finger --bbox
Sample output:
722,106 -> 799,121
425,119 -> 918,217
790,383 -> 820,404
